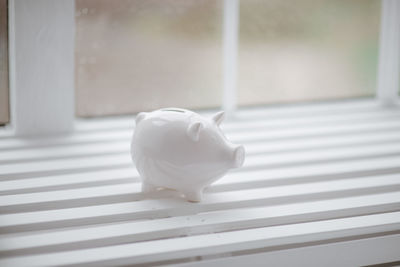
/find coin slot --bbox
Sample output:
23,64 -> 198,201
162,109 -> 185,113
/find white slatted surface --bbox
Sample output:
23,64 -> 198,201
0,99 -> 400,266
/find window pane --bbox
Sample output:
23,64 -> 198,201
238,0 -> 380,106
75,0 -> 222,117
0,0 -> 9,125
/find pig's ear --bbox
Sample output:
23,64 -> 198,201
212,111 -> 225,126
135,112 -> 147,125
187,122 -> 204,141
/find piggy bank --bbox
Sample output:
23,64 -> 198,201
131,108 -> 245,202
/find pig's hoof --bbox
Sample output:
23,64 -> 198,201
141,182 -> 157,193
185,191 -> 202,202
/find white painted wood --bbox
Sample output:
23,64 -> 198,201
245,142 -> 400,168
1,113 -> 399,150
0,130 -> 130,150
0,153 -> 132,175
245,130 -> 400,155
1,140 -> 400,194
72,107 -> 400,135
224,155 -> 400,187
229,118 -> 400,143
1,139 -> 400,187
0,141 -> 129,163
0,98 -> 383,138
73,99 -> 380,133
9,0 -> 75,136
0,212 -> 399,266
377,0 -> 400,105
1,173 -> 399,227
176,234 -> 400,267
0,98 -> 391,140
2,127 -> 400,165
0,168 -> 137,194
1,192 -> 399,253
223,0 -> 239,115
1,171 -> 398,209
0,102 -> 399,266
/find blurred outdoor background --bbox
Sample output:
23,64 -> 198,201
238,0 -> 380,106
75,0 -> 380,117
0,0 -> 381,120
75,0 -> 223,116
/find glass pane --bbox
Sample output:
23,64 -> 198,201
238,0 -> 380,106
0,0 -> 9,125
75,0 -> 222,117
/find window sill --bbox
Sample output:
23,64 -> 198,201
0,99 -> 399,266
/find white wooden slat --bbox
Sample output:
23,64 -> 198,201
74,116 -> 134,133
1,212 -> 399,267
0,128 -> 15,139
0,98 -> 380,138
1,173 -> 399,230
1,110 -> 400,151
233,99 -> 383,119
2,127 -> 400,167
1,156 -> 400,209
0,183 -> 140,208
1,191 -> 399,254
223,109 -> 400,132
0,99 -> 393,140
0,201 -> 148,231
0,141 -> 128,163
228,119 -> 400,143
245,130 -> 400,154
244,142 -> 400,168
0,154 -> 132,176
2,137 -> 400,179
2,139 -> 400,194
1,157 -> 400,208
2,107 -> 400,155
2,115 -> 400,152
4,153 -> 400,206
179,234 -> 400,267
0,131 -> 130,150
73,99 -> 380,132
144,107 -> 400,133
2,127 -> 400,166
222,155 -> 400,188
0,168 -> 137,194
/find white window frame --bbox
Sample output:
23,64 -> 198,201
8,0 -> 74,136
5,0 -> 400,134
377,0 -> 400,105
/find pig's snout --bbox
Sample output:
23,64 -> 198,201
232,145 -> 245,168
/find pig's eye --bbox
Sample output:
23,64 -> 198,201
162,109 -> 185,113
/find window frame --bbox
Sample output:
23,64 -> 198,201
4,0 -> 400,135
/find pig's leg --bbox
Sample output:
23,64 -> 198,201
184,189 -> 203,202
141,181 -> 157,193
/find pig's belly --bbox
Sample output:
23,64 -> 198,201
137,157 -> 213,190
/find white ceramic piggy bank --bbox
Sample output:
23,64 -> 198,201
131,108 -> 245,202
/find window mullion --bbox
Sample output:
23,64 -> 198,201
377,0 -> 400,105
9,0 -> 75,136
222,0 -> 240,117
